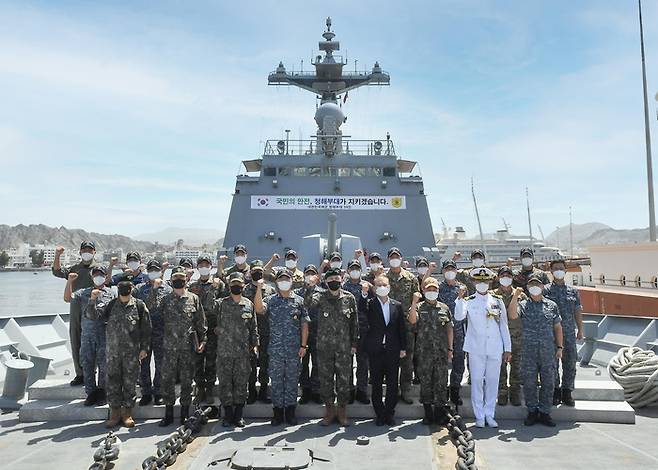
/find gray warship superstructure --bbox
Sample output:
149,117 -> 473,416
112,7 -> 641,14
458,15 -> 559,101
222,18 -> 437,265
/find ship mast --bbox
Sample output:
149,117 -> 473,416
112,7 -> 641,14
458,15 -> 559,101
526,187 -> 534,247
471,177 -> 486,257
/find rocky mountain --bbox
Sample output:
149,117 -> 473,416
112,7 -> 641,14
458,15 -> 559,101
579,227 -> 651,246
545,223 -> 612,250
134,227 -> 224,246
0,224 -> 164,252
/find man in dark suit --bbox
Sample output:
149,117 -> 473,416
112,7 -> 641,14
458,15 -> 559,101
358,275 -> 407,426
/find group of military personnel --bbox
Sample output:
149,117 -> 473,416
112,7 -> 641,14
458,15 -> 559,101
53,240 -> 582,430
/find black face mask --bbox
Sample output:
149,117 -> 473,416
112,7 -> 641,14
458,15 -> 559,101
171,278 -> 186,289
230,285 -> 243,295
251,271 -> 263,281
327,280 -> 341,291
117,282 -> 132,296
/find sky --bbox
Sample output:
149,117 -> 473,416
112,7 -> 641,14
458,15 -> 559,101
1,0 -> 657,240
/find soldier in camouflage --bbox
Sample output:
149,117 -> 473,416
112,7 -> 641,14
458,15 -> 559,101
296,264 -> 323,404
217,244 -> 250,281
255,271 -> 309,426
510,274 -> 564,427
242,259 -> 276,404
133,259 -> 172,406
409,277 -> 453,425
495,265 -> 527,407
544,259 -> 583,407
89,273 -> 151,428
213,272 -> 259,427
65,266 -> 115,407
364,252 -> 385,285
158,267 -> 207,427
343,259 -> 370,405
188,255 -> 225,404
438,259 -> 467,406
385,247 -> 420,404
52,240 -> 101,386
265,250 -> 306,289
308,267 -> 358,426
513,247 -> 551,294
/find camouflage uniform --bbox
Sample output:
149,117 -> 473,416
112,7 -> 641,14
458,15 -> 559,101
544,283 -> 581,391
220,264 -> 250,282
518,298 -> 561,414
188,277 -> 225,394
513,267 -> 551,295
342,279 -> 369,395
296,285 -> 323,395
415,300 -> 451,405
73,286 -> 115,395
495,287 -> 527,399
264,293 -> 309,407
91,297 -> 151,408
438,280 -> 466,389
310,289 -> 358,405
52,259 -> 101,377
161,291 -> 207,406
243,281 -> 276,391
386,268 -> 419,393
213,296 -> 259,405
455,269 -> 476,296
133,281 -> 172,397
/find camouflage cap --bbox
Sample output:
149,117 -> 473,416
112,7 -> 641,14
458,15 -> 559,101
416,256 -> 429,267
498,265 -> 514,276
469,267 -> 495,281
146,259 -> 162,271
387,247 -> 402,257
329,251 -> 342,261
347,260 -> 361,269
442,259 -> 457,270
520,247 -> 534,257
303,264 -> 318,274
233,244 -> 247,254
250,259 -> 264,270
178,258 -> 194,268
324,267 -> 342,278
80,240 -> 96,250
285,249 -> 298,259
228,272 -> 245,284
126,251 -> 141,261
197,254 -> 213,265
91,265 -> 107,275
170,266 -> 186,276
527,273 -> 544,284
275,269 -> 292,280
423,277 -> 439,289
470,249 -> 485,259
368,252 -> 382,261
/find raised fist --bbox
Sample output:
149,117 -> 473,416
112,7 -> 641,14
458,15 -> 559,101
307,274 -> 320,287
458,285 -> 467,298
354,249 -> 363,258
452,251 -> 462,261
55,246 -> 65,255
218,255 -> 228,263
256,279 -> 265,288
271,253 -> 281,261
412,291 -> 422,302
67,273 -> 78,282
162,261 -> 170,270
361,281 -> 371,294
90,289 -> 101,300
153,278 -> 163,289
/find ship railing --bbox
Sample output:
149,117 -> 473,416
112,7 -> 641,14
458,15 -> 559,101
268,69 -> 390,79
263,139 -> 396,157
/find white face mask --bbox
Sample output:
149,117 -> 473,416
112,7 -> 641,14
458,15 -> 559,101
330,261 -> 342,269
93,275 -> 105,287
285,259 -> 297,269
521,257 -> 534,267
235,255 -> 247,265
81,252 -> 94,262
499,276 -> 513,287
148,271 -> 161,281
277,280 -> 292,291
552,270 -> 566,280
444,270 -> 457,281
475,282 -> 489,294
389,258 -> 402,268
376,286 -> 390,297
127,261 -> 140,271
349,270 -> 361,280
198,266 -> 211,276
424,291 -> 439,301
472,258 -> 484,268
528,285 -> 543,296
304,275 -> 314,284
370,262 -> 381,271
417,266 -> 428,276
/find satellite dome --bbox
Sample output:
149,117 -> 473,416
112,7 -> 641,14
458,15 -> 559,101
314,102 -> 345,129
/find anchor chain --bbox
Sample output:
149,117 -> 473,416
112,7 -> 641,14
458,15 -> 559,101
444,409 -> 478,470
141,406 -> 212,470
88,431 -> 121,470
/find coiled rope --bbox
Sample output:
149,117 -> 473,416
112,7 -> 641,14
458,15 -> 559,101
608,346 -> 658,408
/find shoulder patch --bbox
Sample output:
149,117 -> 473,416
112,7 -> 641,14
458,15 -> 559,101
466,294 -> 477,300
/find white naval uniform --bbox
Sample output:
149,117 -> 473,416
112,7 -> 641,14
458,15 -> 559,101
455,292 -> 512,421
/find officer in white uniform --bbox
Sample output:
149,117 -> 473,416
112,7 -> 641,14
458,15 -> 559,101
455,267 -> 512,428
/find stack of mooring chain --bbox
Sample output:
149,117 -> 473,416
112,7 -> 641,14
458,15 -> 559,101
88,431 -> 121,470
608,346 -> 658,408
141,406 -> 212,470
445,409 -> 478,470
